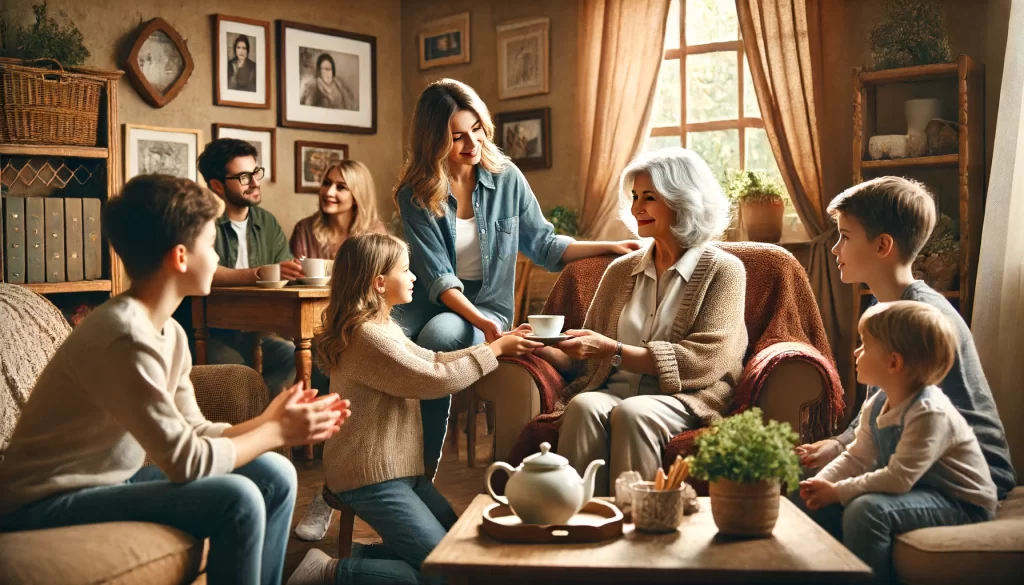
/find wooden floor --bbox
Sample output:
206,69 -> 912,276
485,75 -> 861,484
284,411 -> 493,577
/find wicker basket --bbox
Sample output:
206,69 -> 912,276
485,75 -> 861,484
0,59 -> 103,146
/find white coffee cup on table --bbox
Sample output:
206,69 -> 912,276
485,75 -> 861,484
260,264 -> 280,282
302,257 -> 326,278
528,315 -> 564,338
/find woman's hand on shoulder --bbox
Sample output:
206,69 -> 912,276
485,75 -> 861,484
607,240 -> 643,255
553,329 -> 617,361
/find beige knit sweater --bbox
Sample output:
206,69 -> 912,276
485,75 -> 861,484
322,321 -> 499,493
553,246 -> 748,424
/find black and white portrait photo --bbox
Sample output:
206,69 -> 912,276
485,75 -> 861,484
278,21 -> 377,133
214,15 -> 271,108
227,33 -> 257,92
138,30 -> 185,94
124,124 -> 202,184
298,48 -> 358,111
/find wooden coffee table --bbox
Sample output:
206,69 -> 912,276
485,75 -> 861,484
423,494 -> 872,584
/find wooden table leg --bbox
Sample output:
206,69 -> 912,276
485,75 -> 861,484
295,338 -> 315,461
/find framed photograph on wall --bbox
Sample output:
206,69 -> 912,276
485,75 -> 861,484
495,108 -> 551,170
213,124 -> 276,182
124,18 -> 194,108
278,21 -> 377,134
418,12 -> 470,70
124,124 -> 203,184
496,17 -> 549,100
295,140 -> 349,193
213,15 -> 271,108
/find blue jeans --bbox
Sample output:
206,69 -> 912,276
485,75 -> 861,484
414,281 -> 495,476
792,489 -> 989,583
335,476 -> 458,585
0,453 -> 297,585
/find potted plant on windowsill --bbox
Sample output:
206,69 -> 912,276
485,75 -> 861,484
685,408 -> 801,538
725,170 -> 787,243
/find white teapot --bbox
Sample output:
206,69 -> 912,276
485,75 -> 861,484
485,442 -> 604,525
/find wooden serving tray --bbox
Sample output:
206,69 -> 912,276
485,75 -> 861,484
480,499 -> 623,544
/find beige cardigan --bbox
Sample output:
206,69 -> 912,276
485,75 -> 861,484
322,321 -> 498,493
554,246 -> 748,424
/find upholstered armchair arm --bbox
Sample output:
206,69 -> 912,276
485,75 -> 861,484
736,341 -> 841,444
190,364 -> 270,426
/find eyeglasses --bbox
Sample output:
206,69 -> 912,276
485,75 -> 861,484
224,167 -> 265,186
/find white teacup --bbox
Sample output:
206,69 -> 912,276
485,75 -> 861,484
260,264 -> 281,282
528,314 -> 564,338
302,257 -> 326,278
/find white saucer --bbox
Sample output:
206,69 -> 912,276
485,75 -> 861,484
297,276 -> 330,286
255,280 -> 288,289
525,334 -> 572,346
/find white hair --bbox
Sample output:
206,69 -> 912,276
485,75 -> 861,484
618,147 -> 732,248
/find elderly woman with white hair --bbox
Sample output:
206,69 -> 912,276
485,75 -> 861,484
538,147 -> 748,495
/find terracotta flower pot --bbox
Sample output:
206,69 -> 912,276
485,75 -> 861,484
740,199 -> 784,243
708,478 -> 780,538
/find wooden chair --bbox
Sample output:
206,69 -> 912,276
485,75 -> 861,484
321,486 -> 356,558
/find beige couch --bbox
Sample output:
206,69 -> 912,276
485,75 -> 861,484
0,285 -> 272,585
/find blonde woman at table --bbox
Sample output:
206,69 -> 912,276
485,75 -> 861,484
287,233 -> 541,585
290,160 -> 387,261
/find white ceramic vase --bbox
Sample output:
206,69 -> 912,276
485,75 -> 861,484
905,98 -> 941,157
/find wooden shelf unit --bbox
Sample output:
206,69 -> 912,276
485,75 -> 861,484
849,54 -> 985,393
0,61 -> 126,300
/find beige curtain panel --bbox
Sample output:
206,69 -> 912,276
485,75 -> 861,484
737,0 -> 852,402
577,0 -> 672,240
972,0 -> 1024,474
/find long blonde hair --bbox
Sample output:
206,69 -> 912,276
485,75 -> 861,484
315,233 -> 407,370
313,160 -> 381,250
393,79 -> 508,216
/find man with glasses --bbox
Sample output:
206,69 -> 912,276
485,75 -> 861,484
184,138 -> 310,397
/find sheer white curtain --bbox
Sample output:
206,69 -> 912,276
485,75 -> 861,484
972,0 -> 1024,477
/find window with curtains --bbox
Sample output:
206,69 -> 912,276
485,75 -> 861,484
645,0 -> 806,241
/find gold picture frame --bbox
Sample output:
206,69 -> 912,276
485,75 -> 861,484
418,12 -> 471,70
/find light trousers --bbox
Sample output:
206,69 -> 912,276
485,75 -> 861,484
558,391 -> 700,496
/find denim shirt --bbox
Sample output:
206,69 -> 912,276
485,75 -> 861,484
395,163 -> 573,337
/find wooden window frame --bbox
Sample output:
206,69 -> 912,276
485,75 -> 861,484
651,1 -> 763,168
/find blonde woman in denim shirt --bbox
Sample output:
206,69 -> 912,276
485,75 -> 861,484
396,79 -> 639,479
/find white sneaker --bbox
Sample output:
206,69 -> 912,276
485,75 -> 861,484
294,491 -> 335,542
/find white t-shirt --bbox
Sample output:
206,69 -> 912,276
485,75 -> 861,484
604,245 -> 705,399
230,218 -> 249,269
454,216 -> 483,281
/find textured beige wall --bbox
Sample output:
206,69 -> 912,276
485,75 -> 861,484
1,0 -> 404,238
400,0 -> 581,212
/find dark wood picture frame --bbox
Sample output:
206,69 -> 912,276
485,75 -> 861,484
494,107 -> 552,171
294,140 -> 349,193
418,12 -> 471,70
123,18 -> 194,108
212,15 -> 271,109
213,123 -> 277,183
277,20 -> 377,134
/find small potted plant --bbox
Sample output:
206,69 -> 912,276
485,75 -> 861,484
685,408 -> 801,538
546,205 -> 579,237
1,1 -> 90,65
869,0 -> 951,71
725,170 -> 787,243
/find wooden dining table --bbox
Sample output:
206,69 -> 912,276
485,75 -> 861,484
192,285 -> 330,458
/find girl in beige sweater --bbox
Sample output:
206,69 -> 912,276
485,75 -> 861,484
288,233 -> 540,585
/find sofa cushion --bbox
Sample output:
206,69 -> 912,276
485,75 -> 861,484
893,487 -> 1024,584
0,521 -> 204,585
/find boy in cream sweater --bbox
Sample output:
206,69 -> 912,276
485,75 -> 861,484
800,301 -> 996,583
0,175 -> 350,585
